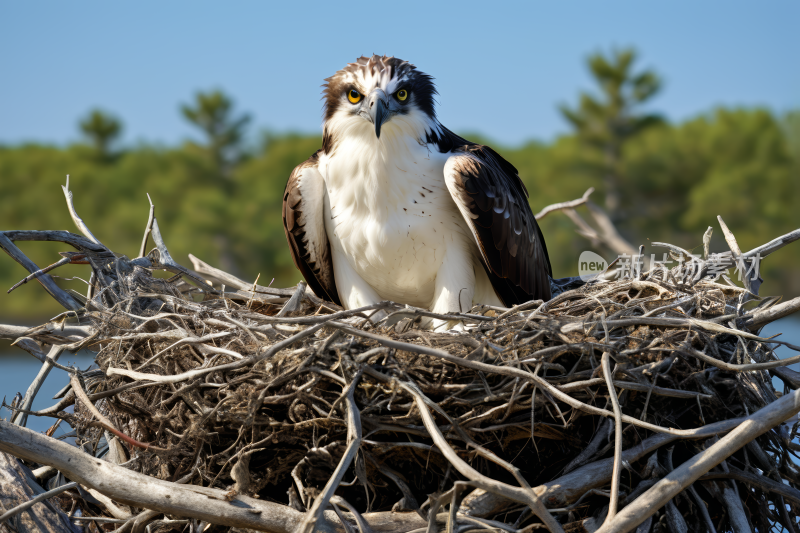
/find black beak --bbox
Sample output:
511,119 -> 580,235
370,95 -> 389,138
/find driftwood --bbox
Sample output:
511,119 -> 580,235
1,179 -> 800,533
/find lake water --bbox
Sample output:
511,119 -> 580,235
1,315 -> 799,435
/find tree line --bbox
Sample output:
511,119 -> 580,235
1,48 -> 798,321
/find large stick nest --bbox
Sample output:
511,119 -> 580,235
2,184 -> 800,533
34,259 -> 800,532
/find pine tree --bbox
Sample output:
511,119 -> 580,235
560,48 -> 662,218
181,90 -> 251,177
79,109 -> 122,162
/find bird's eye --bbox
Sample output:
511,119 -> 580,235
396,89 -> 408,101
347,89 -> 362,104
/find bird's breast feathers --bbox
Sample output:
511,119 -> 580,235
318,135 -> 475,307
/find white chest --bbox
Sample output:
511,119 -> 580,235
318,138 -> 473,306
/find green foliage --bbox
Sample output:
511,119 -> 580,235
79,109 -> 122,162
0,107 -> 797,321
560,48 -> 663,215
783,110 -> 800,172
181,90 -> 252,177
229,134 -> 322,286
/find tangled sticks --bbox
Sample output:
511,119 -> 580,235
1,181 -> 800,533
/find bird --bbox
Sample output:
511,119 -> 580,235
283,55 -> 551,328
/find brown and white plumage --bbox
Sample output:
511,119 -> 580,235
283,55 -> 551,326
282,151 -> 341,305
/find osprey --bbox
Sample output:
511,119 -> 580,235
283,55 -> 551,326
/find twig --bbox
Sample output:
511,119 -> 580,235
134,331 -> 235,369
12,345 -> 66,427
246,273 -> 261,309
62,175 -> 105,248
188,253 -> 295,296
7,256 -> 72,294
600,352 -> 622,526
677,345 -> 800,373
0,233 -> 82,311
585,200 -> 638,257
386,375 -> 564,533
70,374 -> 166,452
534,187 -> 595,220
276,281 -> 306,317
699,465 -> 800,507
333,322 -> 735,437
296,369 -> 364,533
743,227 -> 800,259
739,295 -> 800,330
717,215 -> 752,294
594,387 -> 800,533
107,320 -> 331,384
2,229 -> 107,253
0,420 -> 345,533
137,194 -> 156,258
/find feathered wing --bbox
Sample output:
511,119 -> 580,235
282,150 -> 342,306
443,144 -> 552,306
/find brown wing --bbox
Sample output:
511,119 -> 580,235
282,150 -> 341,306
444,145 -> 552,305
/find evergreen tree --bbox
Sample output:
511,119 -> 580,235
181,90 -> 251,177
79,109 -> 122,161
783,110 -> 800,177
560,48 -> 662,218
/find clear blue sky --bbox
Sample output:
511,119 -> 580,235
1,1 -> 798,147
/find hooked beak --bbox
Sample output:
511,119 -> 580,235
367,89 -> 390,138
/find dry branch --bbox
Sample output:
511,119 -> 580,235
0,233 -> 82,311
595,387 -> 800,533
0,421 -> 320,533
535,188 -> 637,258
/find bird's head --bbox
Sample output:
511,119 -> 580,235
322,55 -> 439,148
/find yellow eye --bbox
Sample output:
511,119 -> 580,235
396,89 -> 408,101
347,89 -> 362,104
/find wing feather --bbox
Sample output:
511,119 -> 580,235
282,151 -> 341,306
444,145 -> 552,305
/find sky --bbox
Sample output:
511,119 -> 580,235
1,1 -> 798,148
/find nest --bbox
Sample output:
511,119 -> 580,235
2,182 -> 800,533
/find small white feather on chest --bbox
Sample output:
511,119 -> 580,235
318,123 -> 478,309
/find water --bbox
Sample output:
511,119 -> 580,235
1,315 -> 799,435
761,315 -> 800,390
0,346 -> 97,435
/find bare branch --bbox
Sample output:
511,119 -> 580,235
744,227 -> 800,259
534,187 -> 595,220
11,345 -> 66,427
0,420 -> 324,533
600,352 -> 622,526
594,387 -> 800,533
739,295 -> 800,330
0,233 -> 82,311
188,253 -> 295,296
1,230 -> 106,253
393,378 -> 564,533
137,194 -> 156,258
61,175 -> 106,248
296,370 -> 364,533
